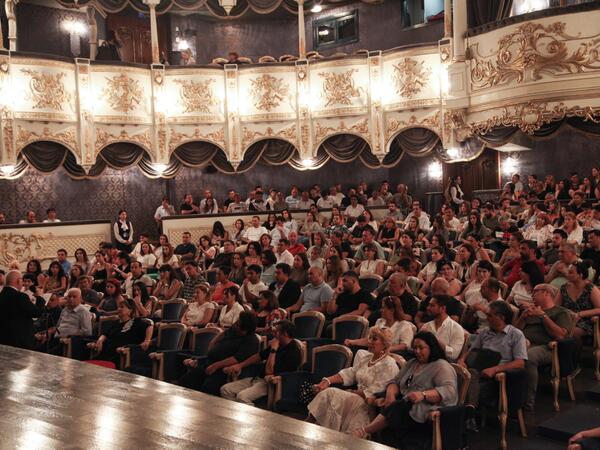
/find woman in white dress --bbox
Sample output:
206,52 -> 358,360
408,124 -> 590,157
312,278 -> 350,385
345,296 -> 416,353
182,284 -> 216,328
357,244 -> 385,278
307,327 -> 399,433
507,260 -> 545,308
523,213 -> 554,247
207,286 -> 244,329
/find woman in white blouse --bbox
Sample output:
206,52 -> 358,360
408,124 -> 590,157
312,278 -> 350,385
207,286 -> 244,329
507,260 -> 546,308
136,242 -> 157,270
345,296 -> 416,353
308,327 -> 399,433
182,284 -> 216,328
357,244 -> 386,278
561,212 -> 583,245
155,243 -> 179,268
523,213 -> 554,247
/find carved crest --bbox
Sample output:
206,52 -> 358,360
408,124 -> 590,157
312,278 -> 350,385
319,69 -> 362,106
393,58 -> 431,98
21,69 -> 70,110
249,74 -> 289,111
103,74 -> 143,112
173,78 -> 216,113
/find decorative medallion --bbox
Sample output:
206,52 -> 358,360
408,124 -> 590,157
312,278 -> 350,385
103,74 -> 143,113
21,69 -> 70,110
470,21 -> 600,88
392,58 -> 431,98
249,74 -> 289,112
318,69 -> 362,106
173,78 -> 216,113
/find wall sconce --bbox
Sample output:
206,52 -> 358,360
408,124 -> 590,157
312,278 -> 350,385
62,19 -> 87,57
428,160 -> 443,180
152,163 -> 168,175
301,158 -> 315,168
0,165 -> 15,176
502,155 -> 519,177
311,2 -> 323,13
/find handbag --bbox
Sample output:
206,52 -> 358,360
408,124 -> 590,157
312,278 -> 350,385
466,348 -> 502,372
298,380 -> 317,405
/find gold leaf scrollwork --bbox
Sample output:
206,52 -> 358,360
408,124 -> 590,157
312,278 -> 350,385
21,69 -> 70,110
0,233 -> 49,266
16,126 -> 77,152
169,128 -> 226,152
318,69 -> 362,106
241,124 -> 296,147
315,118 -> 369,143
386,112 -> 441,140
95,129 -> 151,154
173,78 -> 216,113
103,74 -> 144,113
250,74 -> 289,112
393,58 -> 431,98
470,21 -> 600,88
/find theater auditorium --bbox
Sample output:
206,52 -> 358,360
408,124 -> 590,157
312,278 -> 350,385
0,0 -> 599,448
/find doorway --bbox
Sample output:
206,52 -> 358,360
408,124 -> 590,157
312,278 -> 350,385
106,13 -> 168,64
443,147 -> 499,198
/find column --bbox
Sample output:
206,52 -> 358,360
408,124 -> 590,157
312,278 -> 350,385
143,0 -> 160,64
87,7 -> 98,61
224,64 -> 242,169
368,51 -> 385,160
75,59 -> 95,171
452,0 -> 467,61
444,0 -> 452,38
6,0 -> 18,52
0,55 -> 16,167
295,60 -> 313,160
297,0 -> 306,59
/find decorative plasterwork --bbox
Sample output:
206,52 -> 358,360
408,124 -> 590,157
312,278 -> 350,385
173,78 -> 216,113
16,126 -> 77,154
315,118 -> 370,144
470,21 -> 600,89
468,101 -> 600,135
95,129 -> 151,154
241,124 -> 297,148
21,69 -> 70,110
168,127 -> 226,152
319,69 -> 362,106
103,74 -> 144,112
249,74 -> 289,112
392,58 -> 431,98
386,112 -> 441,140
0,233 -> 49,265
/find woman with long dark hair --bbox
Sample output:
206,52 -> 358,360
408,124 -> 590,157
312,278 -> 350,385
113,209 -> 134,253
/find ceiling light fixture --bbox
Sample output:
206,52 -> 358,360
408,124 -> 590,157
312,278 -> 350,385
311,2 -> 323,13
0,165 -> 15,176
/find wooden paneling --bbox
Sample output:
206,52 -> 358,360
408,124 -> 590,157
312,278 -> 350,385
443,148 -> 500,199
106,14 -> 167,64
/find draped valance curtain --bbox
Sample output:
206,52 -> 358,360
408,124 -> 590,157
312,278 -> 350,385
13,127 -> 443,179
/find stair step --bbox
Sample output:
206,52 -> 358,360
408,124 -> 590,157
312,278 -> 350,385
587,384 -> 600,402
538,405 -> 600,442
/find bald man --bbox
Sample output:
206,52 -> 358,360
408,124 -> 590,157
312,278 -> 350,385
415,277 -> 463,328
288,267 -> 334,314
0,270 -> 44,349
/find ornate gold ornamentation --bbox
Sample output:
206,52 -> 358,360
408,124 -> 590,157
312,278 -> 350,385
242,124 -> 297,147
315,118 -> 370,143
319,69 -> 362,106
16,126 -> 77,152
249,74 -> 289,112
393,57 -> 431,98
442,110 -> 468,139
386,111 -> 441,140
103,74 -> 143,113
0,233 -> 49,265
469,101 -> 600,135
94,129 -> 151,154
21,69 -> 70,110
173,78 -> 216,113
169,128 -> 226,152
470,21 -> 600,88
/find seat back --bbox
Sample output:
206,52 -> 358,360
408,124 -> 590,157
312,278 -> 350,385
190,327 -> 221,355
160,299 -> 186,321
157,323 -> 187,350
206,270 -> 218,286
312,344 -> 353,380
292,311 -> 325,339
97,315 -> 120,336
359,278 -> 380,293
451,363 -> 471,405
332,315 -> 369,341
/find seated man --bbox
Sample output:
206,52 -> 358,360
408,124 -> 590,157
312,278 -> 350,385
174,231 -> 197,260
415,278 -> 462,329
545,242 -> 591,287
212,267 -> 237,304
353,227 -> 385,261
515,283 -> 571,411
288,267 -> 334,314
269,263 -> 301,310
326,271 -> 370,320
179,312 -> 259,395
275,238 -> 294,267
123,261 -> 153,298
458,300 -> 527,430
210,240 -> 235,270
181,260 -> 206,302
421,295 -> 466,361
286,231 -> 306,256
369,272 -> 419,324
220,320 -> 302,405
240,264 -> 267,309
77,275 -> 101,307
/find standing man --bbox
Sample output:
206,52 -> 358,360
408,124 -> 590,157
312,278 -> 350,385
0,270 -> 44,349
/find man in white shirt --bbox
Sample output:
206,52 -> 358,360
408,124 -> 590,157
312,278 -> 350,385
422,294 -> 466,361
317,192 -> 336,210
43,208 -> 61,223
227,193 -> 247,213
243,216 -> 269,243
296,191 -> 315,210
344,195 -> 365,222
241,264 -> 268,307
285,186 -> 301,209
275,238 -> 294,267
199,189 -> 219,212
124,261 -> 154,298
367,190 -> 386,207
154,197 -> 175,227
329,186 -> 345,206
443,207 -> 461,232
404,201 -> 431,231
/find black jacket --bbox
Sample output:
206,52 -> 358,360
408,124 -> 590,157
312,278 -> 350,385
0,286 -> 44,350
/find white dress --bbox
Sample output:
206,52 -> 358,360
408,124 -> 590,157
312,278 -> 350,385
358,260 -> 379,278
374,318 -> 416,348
510,281 -> 533,307
218,302 -> 244,328
308,350 -> 399,432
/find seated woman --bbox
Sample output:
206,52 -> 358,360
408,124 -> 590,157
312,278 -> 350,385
309,246 -> 325,270
156,243 -> 179,269
182,284 -> 215,329
97,278 -> 124,315
459,260 -> 495,333
87,298 -> 153,367
378,217 -> 400,249
556,261 -> 600,340
74,248 -> 90,274
507,260 -> 545,308
353,331 -> 458,442
419,260 -> 462,300
524,213 -> 554,247
459,212 -> 490,243
131,280 -> 153,318
308,327 -> 399,433
560,212 -> 584,245
290,253 -> 310,287
211,220 -> 229,246
345,296 -> 416,353
152,264 -> 182,302
43,261 -> 68,295
244,242 -> 262,267
255,290 -> 283,334
25,259 -> 46,288
498,232 -> 523,267
136,242 -> 157,270
260,250 -> 277,285
68,264 -> 85,289
357,244 -> 386,279
207,286 -> 244,329
228,253 -> 246,286
325,255 -> 346,289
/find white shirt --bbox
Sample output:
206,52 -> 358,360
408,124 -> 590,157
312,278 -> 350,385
43,218 -> 61,223
218,302 -> 244,328
240,280 -> 268,303
154,205 -> 174,220
317,197 -> 336,209
345,204 -> 365,219
244,226 -> 269,242
421,316 -> 465,361
276,249 -> 294,267
405,212 -> 431,231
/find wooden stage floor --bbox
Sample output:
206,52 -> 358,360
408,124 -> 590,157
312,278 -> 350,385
0,345 -> 391,450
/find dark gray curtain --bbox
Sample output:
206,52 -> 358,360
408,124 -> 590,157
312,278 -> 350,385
394,127 -> 441,157
467,0 -> 513,28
